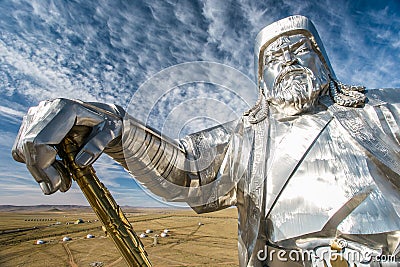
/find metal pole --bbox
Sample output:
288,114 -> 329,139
57,137 -> 151,267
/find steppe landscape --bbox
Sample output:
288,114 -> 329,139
0,205 -> 238,267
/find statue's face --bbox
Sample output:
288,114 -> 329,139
262,34 -> 329,115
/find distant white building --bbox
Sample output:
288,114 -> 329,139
63,236 -> 71,242
160,232 -> 168,238
36,239 -> 44,245
145,229 -> 153,234
139,233 -> 147,238
163,229 -> 169,233
86,234 -> 94,239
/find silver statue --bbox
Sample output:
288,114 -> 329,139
12,15 -> 400,267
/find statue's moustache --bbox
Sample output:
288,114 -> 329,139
273,65 -> 314,89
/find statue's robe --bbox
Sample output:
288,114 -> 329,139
181,89 -> 400,267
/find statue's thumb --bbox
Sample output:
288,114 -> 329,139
75,121 -> 120,167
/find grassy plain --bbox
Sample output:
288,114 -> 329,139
0,206 -> 238,267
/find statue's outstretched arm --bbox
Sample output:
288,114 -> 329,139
103,114 -> 191,201
104,113 -> 237,203
12,98 -> 235,207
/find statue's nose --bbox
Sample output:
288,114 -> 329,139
282,50 -> 297,66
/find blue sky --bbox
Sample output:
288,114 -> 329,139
0,0 -> 399,207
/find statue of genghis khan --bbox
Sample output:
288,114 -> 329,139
12,15 -> 400,266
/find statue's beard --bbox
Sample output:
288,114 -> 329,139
266,65 -> 325,115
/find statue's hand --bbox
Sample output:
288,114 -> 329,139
11,98 -> 124,195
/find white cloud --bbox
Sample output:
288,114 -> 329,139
0,106 -> 25,118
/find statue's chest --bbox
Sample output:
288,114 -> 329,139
264,115 -> 394,243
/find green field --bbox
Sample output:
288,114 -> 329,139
0,207 -> 238,266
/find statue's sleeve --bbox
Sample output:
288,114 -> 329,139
180,120 -> 237,188
180,120 -> 242,213
104,114 -> 242,212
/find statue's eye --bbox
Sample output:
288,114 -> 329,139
265,56 -> 278,65
295,46 -> 309,55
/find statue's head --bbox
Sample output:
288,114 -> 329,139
255,15 -> 334,115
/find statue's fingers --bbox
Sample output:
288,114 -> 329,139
12,102 -> 52,163
13,98 -> 119,194
19,107 -> 76,173
31,100 -> 121,168
14,100 -> 76,193
75,119 -> 122,167
31,99 -> 112,150
53,160 -> 72,192
32,160 -> 70,195
31,100 -> 79,145
22,141 -> 57,185
21,143 -> 71,194
30,165 -> 60,195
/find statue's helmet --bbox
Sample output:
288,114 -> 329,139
254,15 -> 336,87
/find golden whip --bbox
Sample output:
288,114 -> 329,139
57,137 -> 151,267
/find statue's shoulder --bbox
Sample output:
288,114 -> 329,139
365,88 -> 400,106
330,88 -> 400,179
